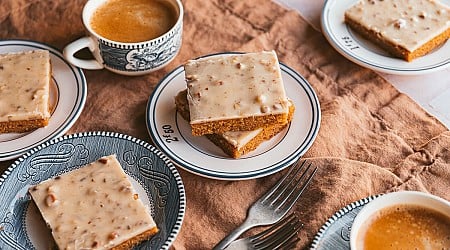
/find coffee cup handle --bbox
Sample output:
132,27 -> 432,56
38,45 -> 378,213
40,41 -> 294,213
63,37 -> 104,70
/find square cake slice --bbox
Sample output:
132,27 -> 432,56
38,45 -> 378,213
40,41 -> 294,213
345,0 -> 450,61
184,51 -> 290,136
28,155 -> 158,250
175,89 -> 295,158
0,50 -> 52,133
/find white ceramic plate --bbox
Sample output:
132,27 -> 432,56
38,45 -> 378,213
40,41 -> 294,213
0,131 -> 186,250
146,53 -> 321,180
0,40 -> 87,161
321,0 -> 450,75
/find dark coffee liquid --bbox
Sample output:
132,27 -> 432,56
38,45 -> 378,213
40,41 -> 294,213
91,0 -> 177,43
357,204 -> 450,250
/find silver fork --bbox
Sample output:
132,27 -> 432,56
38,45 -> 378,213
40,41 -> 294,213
224,213 -> 302,250
213,159 -> 317,250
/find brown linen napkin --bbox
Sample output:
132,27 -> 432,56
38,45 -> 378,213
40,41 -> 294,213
1,0 -> 449,249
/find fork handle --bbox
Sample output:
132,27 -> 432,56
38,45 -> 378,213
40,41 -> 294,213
213,219 -> 254,250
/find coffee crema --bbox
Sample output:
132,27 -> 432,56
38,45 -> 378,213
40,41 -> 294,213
357,204 -> 450,250
90,0 -> 177,43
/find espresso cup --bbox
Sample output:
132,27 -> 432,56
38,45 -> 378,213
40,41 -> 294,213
350,191 -> 450,250
63,0 -> 183,76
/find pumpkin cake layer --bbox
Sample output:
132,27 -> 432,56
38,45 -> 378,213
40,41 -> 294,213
28,155 -> 158,250
0,50 -> 51,133
176,89 -> 295,158
345,0 -> 450,61
184,51 -> 290,136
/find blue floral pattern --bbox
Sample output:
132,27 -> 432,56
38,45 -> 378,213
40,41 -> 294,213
99,24 -> 182,72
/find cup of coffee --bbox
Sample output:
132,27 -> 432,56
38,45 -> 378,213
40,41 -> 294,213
350,191 -> 450,250
63,0 -> 183,76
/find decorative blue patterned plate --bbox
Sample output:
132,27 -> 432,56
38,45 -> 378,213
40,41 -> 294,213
0,131 -> 186,250
310,195 -> 382,249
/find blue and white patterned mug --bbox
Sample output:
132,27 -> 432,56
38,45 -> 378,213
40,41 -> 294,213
63,0 -> 183,76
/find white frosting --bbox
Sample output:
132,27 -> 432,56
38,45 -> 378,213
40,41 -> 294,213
29,155 -> 157,250
0,50 -> 51,122
185,51 -> 289,124
221,129 -> 263,149
345,0 -> 450,52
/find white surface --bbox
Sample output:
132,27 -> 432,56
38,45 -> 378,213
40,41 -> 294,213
146,55 -> 321,180
278,0 -> 450,129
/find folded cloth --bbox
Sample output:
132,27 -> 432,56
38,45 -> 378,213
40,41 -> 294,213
0,0 -> 448,249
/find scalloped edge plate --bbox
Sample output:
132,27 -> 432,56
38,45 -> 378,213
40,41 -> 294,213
0,131 -> 186,250
310,195 -> 382,249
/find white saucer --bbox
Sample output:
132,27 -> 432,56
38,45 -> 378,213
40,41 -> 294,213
0,40 -> 87,160
146,53 -> 321,180
321,0 -> 450,75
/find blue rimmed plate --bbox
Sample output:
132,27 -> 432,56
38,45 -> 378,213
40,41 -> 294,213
0,131 -> 186,250
310,195 -> 382,249
0,39 -> 87,160
321,0 -> 450,75
146,52 -> 321,180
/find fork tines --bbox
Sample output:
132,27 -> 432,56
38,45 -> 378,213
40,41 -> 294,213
262,160 -> 317,211
250,213 -> 302,250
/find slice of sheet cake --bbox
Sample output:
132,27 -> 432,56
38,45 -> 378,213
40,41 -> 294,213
175,89 -> 295,158
184,51 -> 290,136
0,50 -> 51,133
345,0 -> 450,61
28,155 -> 158,249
